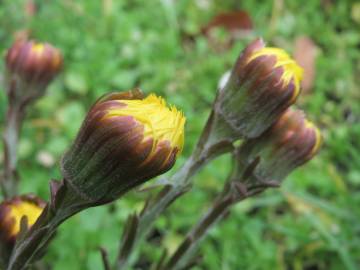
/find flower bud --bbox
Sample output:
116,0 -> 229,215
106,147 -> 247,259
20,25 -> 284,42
5,39 -> 62,104
237,108 -> 322,183
0,195 -> 45,245
216,38 -> 303,138
61,90 -> 186,205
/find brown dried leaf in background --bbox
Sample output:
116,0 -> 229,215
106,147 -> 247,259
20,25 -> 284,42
202,10 -> 253,35
294,36 -> 318,94
201,10 -> 253,52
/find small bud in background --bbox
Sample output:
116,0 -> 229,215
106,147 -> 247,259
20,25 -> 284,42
237,108 -> 322,183
61,90 -> 186,205
5,39 -> 62,105
216,38 -> 303,138
0,195 -> 45,245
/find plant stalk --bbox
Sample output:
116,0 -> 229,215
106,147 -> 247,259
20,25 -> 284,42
163,162 -> 279,270
2,103 -> 25,198
164,193 -> 235,270
116,112 -> 235,269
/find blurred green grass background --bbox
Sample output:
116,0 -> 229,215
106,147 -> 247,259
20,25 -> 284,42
0,0 -> 359,269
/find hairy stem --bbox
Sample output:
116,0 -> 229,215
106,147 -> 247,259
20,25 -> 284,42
164,194 -> 235,270
163,178 -> 276,269
116,112 -> 234,269
2,102 -> 25,198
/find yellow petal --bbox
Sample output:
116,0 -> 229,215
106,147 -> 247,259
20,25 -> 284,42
104,94 -> 186,155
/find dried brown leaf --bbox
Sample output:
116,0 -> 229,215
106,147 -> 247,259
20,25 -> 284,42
202,11 -> 253,35
201,10 -> 253,52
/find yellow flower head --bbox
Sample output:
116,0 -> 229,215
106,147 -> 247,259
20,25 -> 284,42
104,94 -> 185,155
61,90 -> 186,204
7,201 -> 43,236
217,39 -> 304,139
247,47 -> 303,98
0,196 -> 45,242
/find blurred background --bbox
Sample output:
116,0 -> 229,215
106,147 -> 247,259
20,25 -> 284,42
0,0 -> 359,269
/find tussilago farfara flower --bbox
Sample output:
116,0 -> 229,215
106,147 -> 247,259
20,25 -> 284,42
216,38 -> 303,138
61,90 -> 186,205
5,39 -> 62,104
237,108 -> 322,183
0,195 -> 45,245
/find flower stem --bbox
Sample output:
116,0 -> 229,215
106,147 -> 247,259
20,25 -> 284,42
162,160 -> 277,270
116,112 -> 234,269
2,102 -> 25,198
163,193 -> 235,270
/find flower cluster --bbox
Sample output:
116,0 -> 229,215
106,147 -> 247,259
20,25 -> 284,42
0,37 -> 322,270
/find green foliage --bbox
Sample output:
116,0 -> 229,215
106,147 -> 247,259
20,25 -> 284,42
0,0 -> 359,269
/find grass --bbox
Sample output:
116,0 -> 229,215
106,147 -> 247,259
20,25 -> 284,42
0,0 -> 359,269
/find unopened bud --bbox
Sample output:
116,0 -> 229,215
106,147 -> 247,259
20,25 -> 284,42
61,90 -> 186,205
216,39 -> 303,138
237,108 -> 322,182
5,39 -> 62,104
